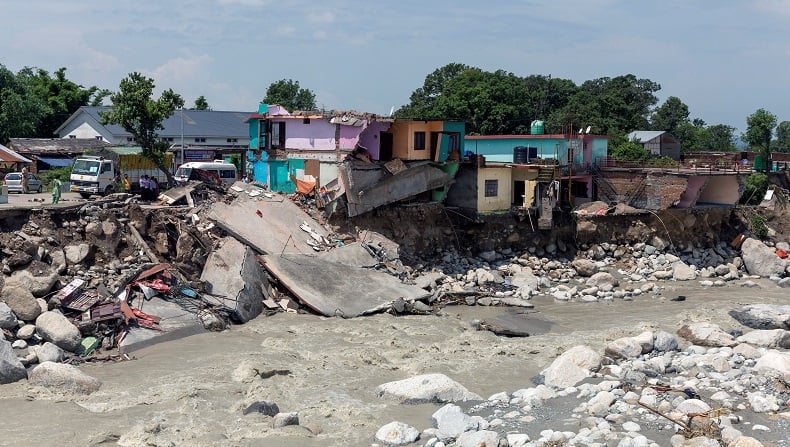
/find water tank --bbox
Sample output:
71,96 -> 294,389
530,120 -> 545,135
513,146 -> 528,164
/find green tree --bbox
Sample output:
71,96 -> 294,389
29,67 -> 108,137
706,124 -> 736,152
0,64 -> 47,143
650,96 -> 689,135
740,173 -> 768,205
743,108 -> 777,158
263,79 -> 316,112
774,120 -> 790,153
612,140 -> 650,161
395,63 -> 471,120
193,95 -> 210,110
100,72 -> 184,184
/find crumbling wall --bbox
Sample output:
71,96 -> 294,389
600,172 -> 688,209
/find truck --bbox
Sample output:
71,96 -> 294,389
70,148 -> 173,198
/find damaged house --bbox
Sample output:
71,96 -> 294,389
246,103 -> 465,217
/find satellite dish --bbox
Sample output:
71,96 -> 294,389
578,128 -> 583,134
388,106 -> 395,117
585,126 -> 592,134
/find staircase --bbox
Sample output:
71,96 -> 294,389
536,166 -> 556,183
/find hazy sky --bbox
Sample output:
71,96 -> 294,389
4,0 -> 789,134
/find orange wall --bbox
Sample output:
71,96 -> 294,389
390,121 -> 444,160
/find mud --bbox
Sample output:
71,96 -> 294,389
1,278 -> 786,447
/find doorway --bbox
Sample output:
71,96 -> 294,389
379,132 -> 393,161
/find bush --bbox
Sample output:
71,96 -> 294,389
740,173 -> 768,205
40,167 -> 72,185
750,213 -> 768,239
646,156 -> 678,168
612,141 -> 649,161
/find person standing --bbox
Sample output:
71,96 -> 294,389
151,177 -> 160,198
138,174 -> 147,199
123,174 -> 131,194
51,178 -> 62,204
21,166 -> 29,194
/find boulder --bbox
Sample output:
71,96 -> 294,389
585,272 -> 616,290
728,304 -> 790,330
736,329 -> 789,348
376,373 -> 482,404
727,436 -> 766,447
456,430 -> 500,447
0,302 -> 18,330
414,272 -> 445,290
539,345 -> 602,388
653,331 -> 679,352
374,421 -> 420,446
64,243 -> 91,265
16,324 -> 36,340
1,283 -> 42,321
9,270 -> 60,297
49,249 -> 67,274
243,400 -> 280,416
572,258 -> 599,277
28,361 -> 101,394
741,238 -> 787,277
35,311 -> 81,352
677,322 -> 737,347
753,350 -> 790,375
605,337 -> 643,360
431,404 -> 477,441
32,342 -> 65,363
0,339 -> 27,384
672,262 -> 697,281
271,412 -> 299,428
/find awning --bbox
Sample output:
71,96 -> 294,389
36,156 -> 74,167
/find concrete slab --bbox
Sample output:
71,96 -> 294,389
207,182 -> 328,255
118,295 -> 205,353
200,237 -> 266,323
318,242 -> 378,268
478,309 -> 553,337
261,254 -> 431,318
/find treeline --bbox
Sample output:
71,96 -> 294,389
394,63 -> 789,154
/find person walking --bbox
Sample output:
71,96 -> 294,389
123,174 -> 131,194
21,166 -> 29,194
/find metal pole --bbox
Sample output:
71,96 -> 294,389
180,107 -> 184,166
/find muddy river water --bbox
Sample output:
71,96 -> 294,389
0,279 -> 787,446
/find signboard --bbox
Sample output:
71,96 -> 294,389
184,150 -> 216,161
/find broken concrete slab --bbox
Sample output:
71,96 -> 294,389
339,161 -> 454,217
200,237 -> 266,323
318,242 -> 379,268
476,309 -> 553,337
118,295 -> 206,353
260,254 -> 430,318
207,182 -> 328,255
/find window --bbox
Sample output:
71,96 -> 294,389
194,137 -> 206,143
303,118 -> 310,124
484,179 -> 498,197
414,131 -> 426,150
95,136 -> 103,141
220,169 -> 236,179
226,138 -> 238,143
271,122 -> 286,149
126,137 -> 135,142
69,135 -> 76,139
165,137 -> 174,142
101,162 -> 112,173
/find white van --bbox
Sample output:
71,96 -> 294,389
174,160 -> 238,187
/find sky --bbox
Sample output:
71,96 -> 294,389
3,0 -> 790,134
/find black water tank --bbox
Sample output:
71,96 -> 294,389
514,146 -> 528,163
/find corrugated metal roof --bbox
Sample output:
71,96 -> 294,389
9,138 -> 111,154
0,144 -> 33,163
35,156 -> 74,167
627,131 -> 665,143
62,106 -> 253,138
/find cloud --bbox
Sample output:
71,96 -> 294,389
307,11 -> 335,24
754,0 -> 790,16
145,54 -> 214,85
216,0 -> 270,6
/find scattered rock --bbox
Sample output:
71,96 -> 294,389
376,373 -> 482,404
374,421 -> 420,446
1,283 -> 42,321
35,311 -> 82,352
0,339 -> 28,384
28,361 -> 101,394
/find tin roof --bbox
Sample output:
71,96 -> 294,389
0,143 -> 33,163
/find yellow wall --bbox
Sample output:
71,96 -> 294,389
477,167 -> 512,212
390,121 -> 444,160
511,169 -> 539,208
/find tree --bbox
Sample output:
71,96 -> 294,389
650,96 -> 689,135
395,63 -> 471,120
706,124 -> 736,152
612,140 -> 650,161
263,79 -> 316,112
28,67 -> 108,137
193,95 -> 210,110
743,108 -> 777,158
100,72 -> 184,185
774,120 -> 790,153
0,64 -> 47,143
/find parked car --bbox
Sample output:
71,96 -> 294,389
3,172 -> 43,193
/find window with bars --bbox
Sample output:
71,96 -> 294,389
484,179 -> 498,197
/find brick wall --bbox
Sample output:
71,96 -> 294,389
599,171 -> 688,210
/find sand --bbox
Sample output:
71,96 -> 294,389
0,278 -> 787,447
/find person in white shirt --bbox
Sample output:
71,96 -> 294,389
139,175 -> 149,199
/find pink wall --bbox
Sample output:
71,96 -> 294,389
339,121 -> 366,150
283,119 -> 337,150
677,176 -> 706,208
358,121 -> 391,160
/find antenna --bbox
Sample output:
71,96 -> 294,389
585,126 -> 592,134
578,128 -> 583,134
388,106 -> 395,117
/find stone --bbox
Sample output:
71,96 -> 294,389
676,399 -> 712,415
49,249 -> 67,274
740,238 -> 787,277
728,304 -> 790,330
376,373 -> 481,404
29,361 -> 101,394
746,392 -> 779,413
32,342 -> 65,363
586,272 -> 616,290
271,412 -> 299,428
605,337 -> 643,360
587,390 -> 616,416
11,340 -> 27,349
753,350 -> 790,375
0,302 -> 18,330
455,430 -> 500,447
0,339 -> 28,384
375,421 -> 420,446
539,345 -> 602,388
1,283 -> 42,321
736,329 -> 788,348
572,258 -> 599,277
677,322 -> 737,347
64,243 -> 92,265
431,404 -> 477,441
16,324 -> 36,340
673,262 -> 697,281
414,272 -> 446,290
727,436 -> 765,447
35,311 -> 81,352
654,331 -> 679,352
9,270 -> 60,297
243,400 -> 280,416
200,237 -> 265,323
